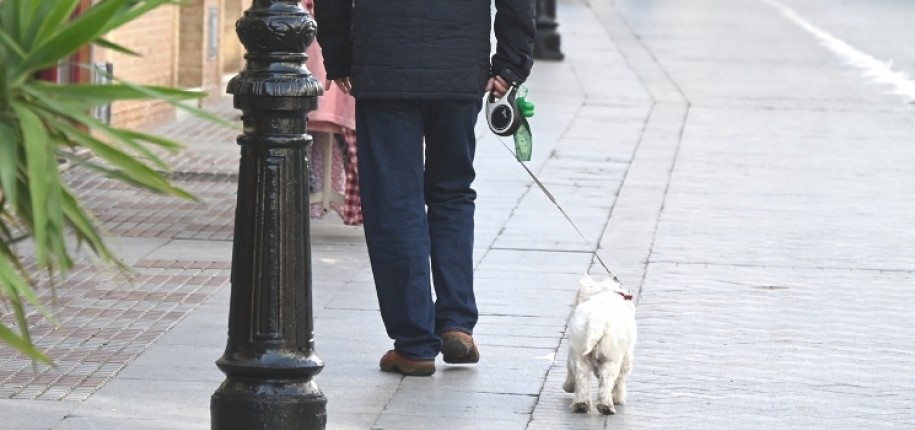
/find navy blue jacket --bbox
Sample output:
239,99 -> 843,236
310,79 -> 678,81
314,0 -> 535,100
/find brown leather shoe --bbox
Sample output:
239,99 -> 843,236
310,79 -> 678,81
379,350 -> 436,376
441,331 -> 480,364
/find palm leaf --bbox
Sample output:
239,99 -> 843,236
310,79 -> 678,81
93,37 -> 141,57
31,0 -> 82,50
0,0 -> 23,42
0,254 -> 49,364
46,116 -> 195,200
104,0 -> 179,35
10,102 -> 53,266
59,186 -> 122,269
17,0 -> 36,40
17,0 -> 129,80
0,323 -> 50,364
113,77 -> 237,129
0,0 -> 213,362
0,122 -> 19,206
72,118 -> 174,171
27,81 -> 204,107
32,99 -> 168,163
0,23 -> 28,61
28,93 -> 180,171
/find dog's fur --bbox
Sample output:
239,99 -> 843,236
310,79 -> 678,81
563,275 -> 637,415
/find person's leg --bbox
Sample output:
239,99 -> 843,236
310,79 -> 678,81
356,99 -> 439,361
422,100 -> 482,336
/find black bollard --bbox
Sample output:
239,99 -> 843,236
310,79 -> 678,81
534,0 -> 564,60
210,1 -> 326,429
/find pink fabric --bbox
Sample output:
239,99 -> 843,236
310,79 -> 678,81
303,0 -> 362,225
306,45 -> 356,131
304,0 -> 355,130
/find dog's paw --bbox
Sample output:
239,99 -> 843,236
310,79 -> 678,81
597,403 -> 616,415
613,386 -> 627,404
562,381 -> 575,393
572,402 -> 590,413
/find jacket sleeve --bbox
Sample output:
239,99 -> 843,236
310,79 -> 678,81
492,0 -> 536,84
313,0 -> 353,80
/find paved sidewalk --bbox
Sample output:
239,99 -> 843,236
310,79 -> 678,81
3,0 -> 915,429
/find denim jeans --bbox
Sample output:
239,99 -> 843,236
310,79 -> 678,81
355,99 -> 482,360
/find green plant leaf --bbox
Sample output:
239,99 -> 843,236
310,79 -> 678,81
0,0 -> 23,43
0,323 -> 50,364
0,0 -> 222,361
27,96 -> 181,178
114,128 -> 184,152
93,37 -> 140,57
17,0 -> 129,79
10,102 -> 52,266
0,214 -> 14,244
0,247 -> 52,365
0,252 -> 47,364
18,0 -> 37,39
0,22 -> 28,61
59,186 -> 121,268
46,116 -> 194,200
31,0 -> 81,50
92,126 -> 175,169
55,109 -> 175,170
0,122 -> 19,206
1,261 -> 45,315
104,0 -> 179,35
25,89 -> 185,166
29,82 -> 205,106
112,77 -> 237,129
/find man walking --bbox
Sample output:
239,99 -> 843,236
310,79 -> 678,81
314,0 -> 535,376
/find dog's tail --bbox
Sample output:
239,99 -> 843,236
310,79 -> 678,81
581,320 -> 605,357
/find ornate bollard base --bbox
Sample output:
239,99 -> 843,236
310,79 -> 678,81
212,379 -> 327,430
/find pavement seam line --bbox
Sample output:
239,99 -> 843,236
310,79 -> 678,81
589,102 -> 655,278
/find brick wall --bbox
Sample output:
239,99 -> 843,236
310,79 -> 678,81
105,4 -> 179,130
202,0 -> 226,91
178,0 -> 227,92
100,0 -> 254,130
222,0 -> 248,75
178,2 -> 206,88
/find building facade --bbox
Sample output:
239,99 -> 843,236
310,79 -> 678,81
71,0 -> 252,130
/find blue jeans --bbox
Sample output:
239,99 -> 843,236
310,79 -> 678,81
355,99 -> 482,360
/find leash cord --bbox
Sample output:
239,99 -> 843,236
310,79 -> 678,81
494,136 -> 622,286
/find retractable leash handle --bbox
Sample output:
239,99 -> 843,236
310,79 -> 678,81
486,84 -> 522,136
487,84 -> 536,161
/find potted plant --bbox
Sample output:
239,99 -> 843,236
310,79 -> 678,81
0,0 -> 220,362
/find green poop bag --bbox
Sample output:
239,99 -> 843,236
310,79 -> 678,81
513,88 -> 535,161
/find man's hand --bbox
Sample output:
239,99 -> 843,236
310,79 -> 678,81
325,77 -> 352,94
485,75 -> 511,99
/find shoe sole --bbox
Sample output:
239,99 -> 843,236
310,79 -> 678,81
441,337 -> 480,364
381,363 -> 436,376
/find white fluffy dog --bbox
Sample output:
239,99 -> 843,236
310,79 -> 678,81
563,274 -> 637,415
